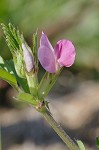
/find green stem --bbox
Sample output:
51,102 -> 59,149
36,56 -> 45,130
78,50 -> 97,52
42,110 -> 79,150
38,68 -> 62,99
26,73 -> 38,96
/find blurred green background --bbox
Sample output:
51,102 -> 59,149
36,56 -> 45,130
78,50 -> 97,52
0,0 -> 99,71
0,0 -> 99,150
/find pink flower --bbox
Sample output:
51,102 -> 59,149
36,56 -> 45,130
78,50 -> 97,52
38,32 -> 75,73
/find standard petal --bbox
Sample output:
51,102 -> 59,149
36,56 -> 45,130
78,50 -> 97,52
38,45 -> 57,73
55,40 -> 75,67
40,32 -> 54,52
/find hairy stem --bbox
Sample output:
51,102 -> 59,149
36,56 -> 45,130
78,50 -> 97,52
42,110 -> 79,150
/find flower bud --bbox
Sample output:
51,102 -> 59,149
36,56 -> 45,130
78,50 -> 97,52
22,43 -> 34,72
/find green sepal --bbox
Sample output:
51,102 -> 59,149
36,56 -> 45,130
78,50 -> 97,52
38,68 -> 62,99
32,31 -> 38,67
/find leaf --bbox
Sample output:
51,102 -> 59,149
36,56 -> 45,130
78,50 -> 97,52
17,92 -> 37,106
77,140 -> 86,150
0,56 -> 13,73
96,137 -> 99,149
0,56 -> 18,88
0,54 -> 29,93
7,60 -> 30,93
1,23 -> 23,53
0,68 -> 17,88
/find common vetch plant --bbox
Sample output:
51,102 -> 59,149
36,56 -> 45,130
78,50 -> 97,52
0,23 -> 86,150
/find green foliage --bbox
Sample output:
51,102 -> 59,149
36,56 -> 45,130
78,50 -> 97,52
0,55 -> 13,74
0,1 -> 98,148
77,140 -> 86,150
7,59 -> 30,92
96,137 -> 99,149
0,22 -> 63,107
16,92 -> 38,106
0,55 -> 29,92
38,69 -> 62,99
32,31 -> 38,68
1,23 -> 24,53
0,56 -> 18,88
1,23 -> 28,78
0,68 -> 17,88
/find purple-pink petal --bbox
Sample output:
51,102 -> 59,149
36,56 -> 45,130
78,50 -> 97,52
38,32 -> 75,73
55,40 -> 75,67
38,33 -> 57,73
40,32 -> 54,52
22,43 -> 34,72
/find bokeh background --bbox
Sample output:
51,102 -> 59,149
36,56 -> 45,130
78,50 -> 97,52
0,0 -> 99,149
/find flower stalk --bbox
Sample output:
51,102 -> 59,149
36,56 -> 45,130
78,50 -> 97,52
41,108 -> 79,150
38,68 -> 62,99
